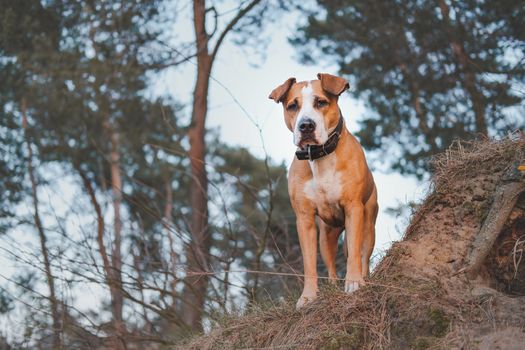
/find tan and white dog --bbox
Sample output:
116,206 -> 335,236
269,73 -> 378,308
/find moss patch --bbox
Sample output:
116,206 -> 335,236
428,307 -> 450,337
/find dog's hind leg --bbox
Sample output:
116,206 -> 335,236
362,185 -> 378,277
319,221 -> 343,284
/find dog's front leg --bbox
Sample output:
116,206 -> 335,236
344,203 -> 365,293
296,214 -> 318,309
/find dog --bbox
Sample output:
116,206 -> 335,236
269,73 -> 378,308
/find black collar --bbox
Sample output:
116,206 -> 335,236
295,115 -> 344,161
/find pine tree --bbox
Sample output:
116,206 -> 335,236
292,0 -> 524,176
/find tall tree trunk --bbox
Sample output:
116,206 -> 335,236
161,177 -> 180,334
163,178 -> 178,310
180,0 -> 213,331
77,166 -> 126,350
21,98 -> 61,349
85,9 -> 126,345
179,0 -> 262,330
104,120 -> 127,349
438,0 -> 488,135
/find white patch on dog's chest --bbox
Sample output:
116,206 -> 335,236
303,155 -> 342,204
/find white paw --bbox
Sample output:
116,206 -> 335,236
344,278 -> 365,294
296,293 -> 317,309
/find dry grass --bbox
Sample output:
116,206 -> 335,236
181,275 -> 457,350
179,135 -> 525,350
431,132 -> 524,192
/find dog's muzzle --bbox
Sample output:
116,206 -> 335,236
295,115 -> 344,161
297,118 -> 318,148
298,118 -> 316,134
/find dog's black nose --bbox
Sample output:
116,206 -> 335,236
299,119 -> 316,133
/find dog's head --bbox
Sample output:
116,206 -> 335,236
269,73 -> 349,148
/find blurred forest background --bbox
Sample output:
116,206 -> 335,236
0,0 -> 523,348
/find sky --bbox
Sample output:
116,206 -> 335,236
155,7 -> 428,256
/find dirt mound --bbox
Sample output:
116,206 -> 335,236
181,134 -> 525,350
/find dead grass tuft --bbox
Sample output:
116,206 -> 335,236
431,132 -> 524,192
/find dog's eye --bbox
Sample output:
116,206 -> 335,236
286,102 -> 298,112
316,99 -> 329,108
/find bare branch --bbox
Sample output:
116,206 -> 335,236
210,0 -> 262,63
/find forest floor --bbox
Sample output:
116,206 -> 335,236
180,134 -> 525,350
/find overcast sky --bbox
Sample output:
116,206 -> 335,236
155,8 -> 427,255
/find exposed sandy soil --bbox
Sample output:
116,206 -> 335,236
180,134 -> 525,350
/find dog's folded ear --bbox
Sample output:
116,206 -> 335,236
317,73 -> 349,96
269,77 -> 296,103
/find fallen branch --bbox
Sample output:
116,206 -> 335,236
464,161 -> 525,279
